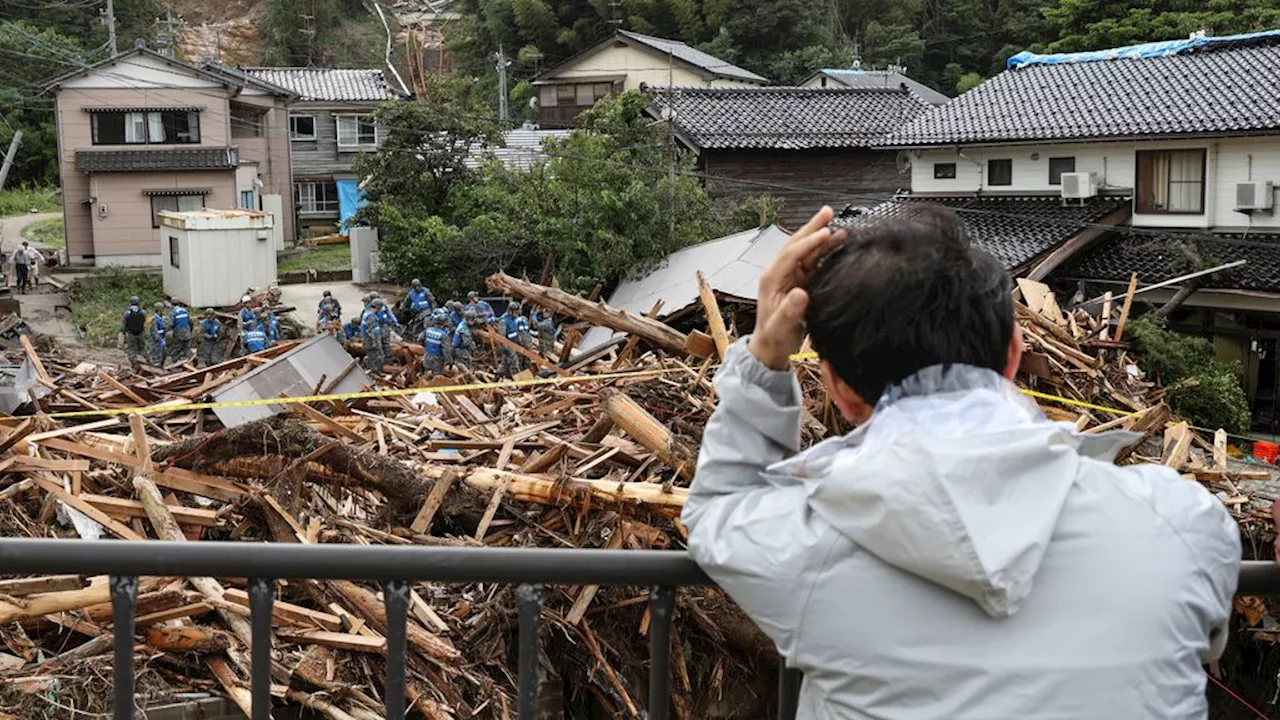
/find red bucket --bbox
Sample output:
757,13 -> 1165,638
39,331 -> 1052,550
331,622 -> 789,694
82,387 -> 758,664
1254,441 -> 1279,464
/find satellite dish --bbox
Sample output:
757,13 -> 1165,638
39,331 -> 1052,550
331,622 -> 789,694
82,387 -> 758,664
895,151 -> 912,175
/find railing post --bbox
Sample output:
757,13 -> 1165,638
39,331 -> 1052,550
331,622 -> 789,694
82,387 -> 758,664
778,665 -> 802,720
647,586 -> 676,720
110,575 -> 138,720
384,579 -> 410,720
515,583 -> 545,720
247,577 -> 275,720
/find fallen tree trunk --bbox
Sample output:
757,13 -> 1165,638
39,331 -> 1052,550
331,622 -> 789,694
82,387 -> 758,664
604,390 -> 696,482
416,465 -> 688,510
487,272 -> 693,356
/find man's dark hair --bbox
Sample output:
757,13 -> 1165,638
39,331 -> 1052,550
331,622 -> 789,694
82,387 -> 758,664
806,205 -> 1013,404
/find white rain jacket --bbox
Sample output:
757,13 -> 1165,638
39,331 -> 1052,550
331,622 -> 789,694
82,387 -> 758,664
684,339 -> 1241,720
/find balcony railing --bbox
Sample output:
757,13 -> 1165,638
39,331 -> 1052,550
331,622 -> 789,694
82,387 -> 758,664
0,539 -> 1276,720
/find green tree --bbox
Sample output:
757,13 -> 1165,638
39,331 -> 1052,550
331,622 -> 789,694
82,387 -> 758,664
1128,317 -> 1251,435
1042,0 -> 1280,52
0,20 -> 88,186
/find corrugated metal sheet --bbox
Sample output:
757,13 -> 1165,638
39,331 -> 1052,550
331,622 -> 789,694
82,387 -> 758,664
211,334 -> 371,427
581,225 -> 791,347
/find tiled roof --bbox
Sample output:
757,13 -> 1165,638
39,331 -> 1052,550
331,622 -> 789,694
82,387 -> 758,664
1061,231 -> 1280,294
649,87 -> 932,150
838,195 -> 1131,270
809,69 -> 950,105
241,67 -> 403,102
884,32 -> 1280,146
618,31 -> 768,84
75,147 -> 239,173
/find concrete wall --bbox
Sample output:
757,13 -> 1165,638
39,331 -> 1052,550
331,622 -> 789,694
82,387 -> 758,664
908,136 -> 1280,232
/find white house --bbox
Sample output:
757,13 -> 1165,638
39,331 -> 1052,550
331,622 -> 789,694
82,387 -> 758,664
869,29 -> 1280,419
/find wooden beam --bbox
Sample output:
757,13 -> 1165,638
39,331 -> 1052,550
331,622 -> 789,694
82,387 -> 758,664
20,335 -> 50,384
31,475 -> 145,540
98,371 -> 148,406
1113,273 -> 1139,343
1024,205 -> 1133,282
697,272 -> 732,359
38,437 -> 248,502
286,400 -> 366,444
476,328 -> 570,376
277,629 -> 386,653
0,575 -> 87,597
223,588 -> 342,631
80,494 -> 220,527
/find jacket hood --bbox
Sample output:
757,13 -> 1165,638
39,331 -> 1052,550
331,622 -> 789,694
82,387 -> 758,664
778,364 -> 1135,618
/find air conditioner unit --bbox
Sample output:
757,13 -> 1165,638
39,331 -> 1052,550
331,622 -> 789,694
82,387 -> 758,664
1235,181 -> 1274,211
1060,172 -> 1098,199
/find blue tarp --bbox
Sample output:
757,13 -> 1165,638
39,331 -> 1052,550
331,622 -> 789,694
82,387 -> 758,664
1007,29 -> 1280,69
335,179 -> 366,235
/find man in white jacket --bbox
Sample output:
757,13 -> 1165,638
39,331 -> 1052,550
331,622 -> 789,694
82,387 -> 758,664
683,205 -> 1241,719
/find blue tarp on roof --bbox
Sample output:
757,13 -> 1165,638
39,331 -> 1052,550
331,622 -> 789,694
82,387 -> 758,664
1006,28 -> 1280,69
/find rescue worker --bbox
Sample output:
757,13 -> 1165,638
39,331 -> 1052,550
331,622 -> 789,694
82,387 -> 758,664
317,290 -> 342,331
497,301 -> 523,377
263,310 -> 280,348
374,298 -> 399,362
361,300 -> 384,372
532,305 -> 556,357
422,310 -> 449,375
466,291 -> 495,325
168,300 -> 192,362
198,309 -> 222,366
452,310 -> 477,369
238,295 -> 256,327
406,279 -> 434,319
447,301 -> 464,328
343,317 -> 362,346
148,302 -> 167,366
121,296 -> 147,364
242,319 -> 268,354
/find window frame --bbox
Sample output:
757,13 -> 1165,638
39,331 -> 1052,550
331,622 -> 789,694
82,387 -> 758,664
230,104 -> 265,139
987,158 -> 1013,187
150,194 -> 206,228
933,162 -> 957,180
295,181 -> 340,214
335,115 -> 378,150
92,110 -> 200,146
169,236 -> 180,269
289,114 -> 317,141
240,190 -> 256,210
1048,157 -> 1076,186
1135,148 -> 1207,215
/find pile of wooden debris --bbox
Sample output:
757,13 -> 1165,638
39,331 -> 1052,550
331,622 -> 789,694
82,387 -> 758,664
0,270 -> 1269,718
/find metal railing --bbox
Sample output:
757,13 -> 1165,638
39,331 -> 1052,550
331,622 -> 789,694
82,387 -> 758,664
0,539 -> 1277,720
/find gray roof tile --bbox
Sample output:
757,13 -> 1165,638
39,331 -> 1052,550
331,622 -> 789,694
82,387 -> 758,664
241,67 -> 403,102
75,147 -> 238,173
618,31 -> 767,83
1062,231 -> 1280,293
650,86 -> 932,150
810,69 -> 950,105
884,33 -> 1280,146
840,195 -> 1130,270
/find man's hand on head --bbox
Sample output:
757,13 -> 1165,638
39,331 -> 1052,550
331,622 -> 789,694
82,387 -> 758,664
749,206 -> 848,370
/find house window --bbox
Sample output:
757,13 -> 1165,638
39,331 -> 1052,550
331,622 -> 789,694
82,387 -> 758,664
336,115 -> 378,149
1048,157 -> 1076,186
240,190 -> 256,210
539,86 -> 559,107
1136,149 -> 1206,214
556,85 -> 576,105
230,105 -> 264,138
987,159 -> 1012,186
169,236 -> 180,269
150,194 -> 204,228
92,110 -> 200,145
934,163 -> 957,179
289,115 -> 316,141
296,181 -> 339,214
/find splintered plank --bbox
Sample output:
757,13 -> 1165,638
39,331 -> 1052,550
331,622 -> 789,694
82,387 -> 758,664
80,494 -> 220,527
410,470 -> 458,535
19,335 -> 50,384
223,588 -> 342,631
0,575 -> 87,597
38,437 -> 248,502
276,629 -> 387,653
31,475 -> 145,541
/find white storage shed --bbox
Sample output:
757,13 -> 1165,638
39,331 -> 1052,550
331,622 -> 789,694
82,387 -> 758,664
159,209 -> 277,308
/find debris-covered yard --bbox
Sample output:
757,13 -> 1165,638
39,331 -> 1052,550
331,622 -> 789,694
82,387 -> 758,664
0,269 -> 1271,718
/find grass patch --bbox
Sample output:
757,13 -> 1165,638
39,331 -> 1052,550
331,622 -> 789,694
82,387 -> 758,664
278,243 -> 351,274
68,269 -> 165,348
0,186 -> 60,216
21,217 -> 64,248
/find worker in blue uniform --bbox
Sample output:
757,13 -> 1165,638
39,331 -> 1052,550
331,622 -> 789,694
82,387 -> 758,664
407,279 -> 434,317
169,301 -> 192,362
198,309 -> 222,366
496,301 -> 524,377
452,310 -> 477,369
242,319 -> 268,354
362,301 -> 384,372
532,305 -> 557,357
317,290 -> 342,332
423,310 -> 449,375
466,291 -> 495,325
374,298 -> 399,362
148,302 -> 168,366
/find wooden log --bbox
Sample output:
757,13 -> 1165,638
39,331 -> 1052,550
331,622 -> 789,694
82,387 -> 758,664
442,467 -> 688,510
0,576 -> 166,624
325,580 -> 459,663
488,272 -> 689,355
145,625 -> 233,653
277,629 -> 386,653
697,272 -> 732,359
0,575 -> 87,597
604,390 -> 695,482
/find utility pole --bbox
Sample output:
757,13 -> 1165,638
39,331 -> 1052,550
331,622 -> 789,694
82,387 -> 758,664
0,131 -> 23,193
495,45 -> 511,123
102,0 -> 118,56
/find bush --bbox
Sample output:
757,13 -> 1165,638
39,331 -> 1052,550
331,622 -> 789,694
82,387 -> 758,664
68,269 -> 165,348
0,186 -> 59,217
20,216 -> 63,248
1128,316 -> 1251,434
